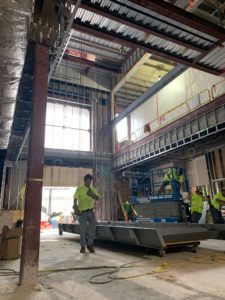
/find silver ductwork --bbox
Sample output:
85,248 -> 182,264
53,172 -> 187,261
0,0 -> 33,149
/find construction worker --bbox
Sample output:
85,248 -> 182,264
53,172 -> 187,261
210,187 -> 225,224
73,174 -> 99,253
158,167 -> 184,194
123,201 -> 133,221
190,188 -> 204,223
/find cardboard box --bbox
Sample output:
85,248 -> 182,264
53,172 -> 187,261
0,226 -> 22,260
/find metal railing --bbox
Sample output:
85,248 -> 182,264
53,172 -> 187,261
115,86 -> 221,154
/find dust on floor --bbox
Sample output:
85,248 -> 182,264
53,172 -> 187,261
0,229 -> 225,300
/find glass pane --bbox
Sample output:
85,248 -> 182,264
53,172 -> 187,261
64,105 -> 73,128
54,104 -> 64,126
72,129 -> 80,150
52,127 -> 63,149
80,108 -> 90,130
116,117 -> 128,142
63,128 -> 73,150
46,103 -> 54,125
72,106 -> 80,129
80,130 -> 90,151
45,125 -> 54,148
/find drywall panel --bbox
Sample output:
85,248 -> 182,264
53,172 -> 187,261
130,95 -> 157,140
185,155 -> 209,188
43,167 -> 92,187
129,68 -> 224,137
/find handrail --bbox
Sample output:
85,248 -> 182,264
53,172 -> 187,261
115,85 -> 225,153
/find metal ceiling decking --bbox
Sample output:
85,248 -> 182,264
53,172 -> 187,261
71,0 -> 225,75
115,55 -> 176,107
2,0 -> 225,172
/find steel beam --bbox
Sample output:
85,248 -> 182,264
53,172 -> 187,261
48,0 -> 82,80
130,0 -> 225,41
19,43 -> 49,286
112,64 -> 188,126
63,54 -> 120,73
73,21 -> 221,75
80,1 -> 209,53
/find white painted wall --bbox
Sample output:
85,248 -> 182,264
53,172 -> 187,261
116,68 -> 225,143
185,155 -> 209,188
43,166 -> 92,187
130,95 -> 157,140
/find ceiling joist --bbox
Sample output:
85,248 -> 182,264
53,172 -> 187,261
73,21 -> 221,76
130,0 -> 225,41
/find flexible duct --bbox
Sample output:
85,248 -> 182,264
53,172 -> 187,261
0,0 -> 32,149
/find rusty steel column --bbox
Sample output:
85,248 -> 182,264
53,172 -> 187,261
19,43 -> 48,286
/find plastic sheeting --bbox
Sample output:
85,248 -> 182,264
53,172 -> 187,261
0,0 -> 32,149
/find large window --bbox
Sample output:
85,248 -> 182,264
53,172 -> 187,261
116,117 -> 128,143
45,102 -> 90,151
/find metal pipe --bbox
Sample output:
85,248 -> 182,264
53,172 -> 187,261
15,127 -> 30,164
211,178 -> 225,182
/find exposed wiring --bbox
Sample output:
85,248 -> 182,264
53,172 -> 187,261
0,253 -> 225,284
0,269 -> 19,276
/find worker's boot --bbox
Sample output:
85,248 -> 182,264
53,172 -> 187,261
80,247 -> 85,253
87,245 -> 95,253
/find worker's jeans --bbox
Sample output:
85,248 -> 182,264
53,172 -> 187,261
210,206 -> 225,224
79,210 -> 96,247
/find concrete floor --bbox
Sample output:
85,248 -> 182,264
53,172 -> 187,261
0,229 -> 225,300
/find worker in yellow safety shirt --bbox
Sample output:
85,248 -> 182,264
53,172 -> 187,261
210,187 -> 225,224
73,174 -> 99,254
190,188 -> 204,223
158,167 -> 184,194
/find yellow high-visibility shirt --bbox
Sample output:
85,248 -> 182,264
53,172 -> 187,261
163,168 -> 184,183
211,192 -> 225,211
191,193 -> 204,214
74,186 -> 99,212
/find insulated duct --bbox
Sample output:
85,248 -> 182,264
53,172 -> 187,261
0,0 -> 32,149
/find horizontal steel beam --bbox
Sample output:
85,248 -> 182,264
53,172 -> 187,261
112,64 -> 188,126
72,21 -> 221,76
80,0 -> 209,53
130,0 -> 225,41
63,55 -> 121,74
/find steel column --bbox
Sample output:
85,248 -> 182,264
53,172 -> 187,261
19,43 -> 49,286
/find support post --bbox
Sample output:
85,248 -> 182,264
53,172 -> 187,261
19,43 -> 49,286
